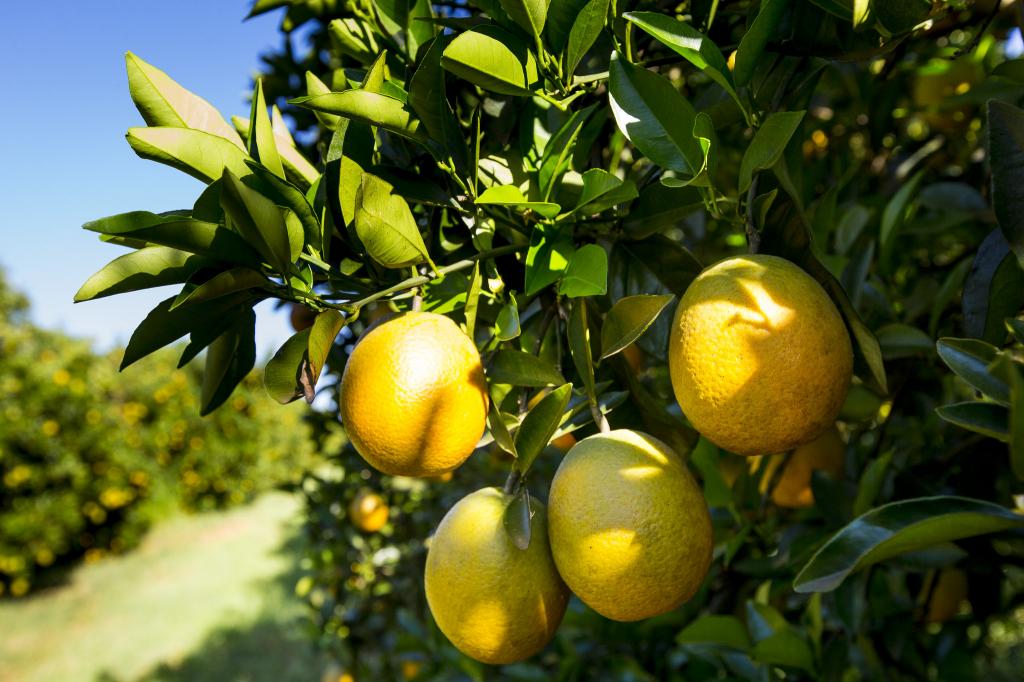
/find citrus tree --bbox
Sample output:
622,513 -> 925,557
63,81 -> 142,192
77,0 -> 1024,678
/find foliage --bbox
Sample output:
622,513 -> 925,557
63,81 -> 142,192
77,0 -> 1024,678
0,271 -> 316,597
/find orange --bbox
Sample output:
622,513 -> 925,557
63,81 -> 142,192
751,427 -> 845,508
348,490 -> 389,532
340,312 -> 487,477
668,255 -> 852,456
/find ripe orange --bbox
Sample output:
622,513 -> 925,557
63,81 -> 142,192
340,312 -> 487,477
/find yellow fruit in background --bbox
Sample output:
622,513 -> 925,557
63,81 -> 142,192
289,304 -> 317,332
922,568 -> 969,625
424,488 -> 568,664
340,312 -> 488,477
401,660 -> 422,679
550,432 -> 577,452
547,430 -> 713,622
621,343 -> 644,372
348,490 -> 389,532
668,255 -> 853,456
750,427 -> 845,508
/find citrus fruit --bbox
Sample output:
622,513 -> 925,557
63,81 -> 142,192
668,255 -> 853,456
424,487 -> 569,664
922,568 -> 968,624
547,430 -> 713,622
340,312 -> 487,477
348,490 -> 389,532
750,426 -> 845,508
289,304 -> 317,332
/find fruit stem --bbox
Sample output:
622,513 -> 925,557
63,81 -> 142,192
592,404 -> 611,433
503,469 -> 522,496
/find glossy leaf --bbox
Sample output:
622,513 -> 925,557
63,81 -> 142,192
875,323 -> 932,360
753,631 -> 815,672
126,127 -> 253,184
503,488 -> 532,550
558,244 -> 607,298
879,171 -> 924,273
624,12 -> 739,110
794,496 -> 1024,593
245,160 -> 322,253
514,383 -> 572,474
200,309 -> 257,415
564,0 -> 609,77
739,111 -> 805,193
122,293 -> 257,370
83,211 -> 262,268
171,268 -> 267,310
495,295 -> 521,341
125,52 -> 244,149
476,185 -> 561,219
608,52 -> 701,175
676,615 -> 751,651
235,119 -> 319,190
220,169 -> 302,275
441,26 -> 541,96
290,90 -> 427,144
538,105 -> 596,200
306,310 -> 345,401
935,402 -> 1010,442
733,0 -> 788,87
988,100 -> 1024,269
853,451 -> 892,517
500,0 -> 548,39
74,246 -> 206,302
1011,364 -> 1024,480
355,174 -> 432,269
408,36 -> 464,168
247,79 -> 285,179
936,337 -> 1010,405
488,350 -> 565,387
525,226 -> 574,295
963,229 -> 1024,344
567,298 -> 596,403
265,329 -> 313,404
488,401 -> 518,457
600,294 -> 674,360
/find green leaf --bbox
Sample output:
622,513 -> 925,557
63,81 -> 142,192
126,127 -> 253,184
987,100 -> 1024,269
567,298 -> 596,403
600,294 -> 674,359
488,350 -> 565,387
753,631 -> 815,672
245,160 -> 322,253
265,329 -> 312,404
171,268 -> 267,310
306,310 -> 345,401
408,36 -> 465,168
563,0 -> 609,77
303,71 -> 341,129
488,401 -> 519,457
122,293 -> 257,370
503,489 -> 532,550
290,90 -> 427,144
558,244 -> 608,298
879,170 -> 924,273
514,383 -> 572,474
500,0 -> 548,39
220,169 -> 302,276
1011,364 -> 1024,480
1008,318 -> 1024,345
936,338 -> 1010,405
200,309 -> 257,415
608,52 -> 702,175
476,185 -> 561,219
247,79 -> 285,179
235,117 -> 319,190
676,615 -> 751,651
852,0 -> 872,28
464,261 -> 483,339
624,12 -> 741,113
538,105 -> 596,200
496,295 -> 521,341
572,169 -> 624,213
964,229 -> 1024,344
441,26 -> 541,97
733,0 -> 788,87
125,52 -> 244,149
354,173 -> 432,269
935,402 -> 1010,442
525,226 -> 574,295
875,323 -> 932,360
794,496 -> 1024,593
83,211 -> 262,268
739,110 -> 805,193
852,451 -> 892,517
328,17 -> 381,63
74,246 -> 207,302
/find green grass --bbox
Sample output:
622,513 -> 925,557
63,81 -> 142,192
0,492 -> 327,682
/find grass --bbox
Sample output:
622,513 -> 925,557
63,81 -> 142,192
0,492 -> 328,682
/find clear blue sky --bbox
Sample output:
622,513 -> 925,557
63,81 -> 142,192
0,1 -> 295,356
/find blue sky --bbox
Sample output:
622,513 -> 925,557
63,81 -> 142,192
0,1 -> 296,356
